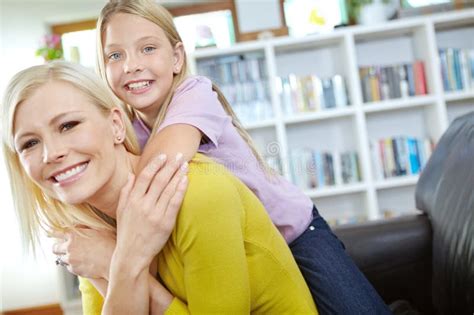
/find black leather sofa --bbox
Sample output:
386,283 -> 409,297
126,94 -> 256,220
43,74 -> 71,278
334,111 -> 474,315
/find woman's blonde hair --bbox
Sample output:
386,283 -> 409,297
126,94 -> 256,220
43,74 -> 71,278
1,61 -> 140,252
97,0 -> 273,173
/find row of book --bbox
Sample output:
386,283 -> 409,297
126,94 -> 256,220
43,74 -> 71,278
439,48 -> 474,92
276,74 -> 350,115
359,61 -> 427,103
370,136 -> 433,180
197,55 -> 268,85
289,149 -> 361,190
219,80 -> 273,124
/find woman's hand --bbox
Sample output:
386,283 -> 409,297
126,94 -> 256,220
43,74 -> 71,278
52,228 -> 116,280
114,153 -> 189,271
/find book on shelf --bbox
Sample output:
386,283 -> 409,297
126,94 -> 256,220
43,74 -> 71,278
371,136 -> 433,180
438,47 -> 474,92
289,148 -> 361,190
359,61 -> 427,103
277,73 -> 350,116
197,54 -> 273,125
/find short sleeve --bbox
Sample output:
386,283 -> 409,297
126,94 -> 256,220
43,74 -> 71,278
157,77 -> 229,149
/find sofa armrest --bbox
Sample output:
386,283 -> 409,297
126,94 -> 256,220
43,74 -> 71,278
334,214 -> 433,313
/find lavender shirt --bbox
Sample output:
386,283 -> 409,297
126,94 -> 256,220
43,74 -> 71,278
132,76 -> 313,243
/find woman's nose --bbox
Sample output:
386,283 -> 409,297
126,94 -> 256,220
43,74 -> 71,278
42,139 -> 67,164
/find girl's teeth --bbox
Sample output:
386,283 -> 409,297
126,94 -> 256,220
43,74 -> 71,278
128,81 -> 150,90
54,163 -> 87,182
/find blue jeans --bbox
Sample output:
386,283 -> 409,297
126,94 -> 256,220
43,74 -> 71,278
290,206 -> 392,315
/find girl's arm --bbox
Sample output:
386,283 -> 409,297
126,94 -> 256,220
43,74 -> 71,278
137,124 -> 201,172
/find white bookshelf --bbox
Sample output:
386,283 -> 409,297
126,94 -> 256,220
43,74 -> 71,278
190,8 -> 474,225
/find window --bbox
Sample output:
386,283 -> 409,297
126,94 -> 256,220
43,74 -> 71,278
174,10 -> 236,53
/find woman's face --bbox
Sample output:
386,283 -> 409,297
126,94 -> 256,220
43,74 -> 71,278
13,80 -> 122,205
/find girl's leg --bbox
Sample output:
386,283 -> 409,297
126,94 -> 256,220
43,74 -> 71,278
290,206 -> 392,315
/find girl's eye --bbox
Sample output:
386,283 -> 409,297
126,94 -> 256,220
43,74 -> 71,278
108,52 -> 121,61
21,139 -> 39,152
60,121 -> 79,132
143,46 -> 156,53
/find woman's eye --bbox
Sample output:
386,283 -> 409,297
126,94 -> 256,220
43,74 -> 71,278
60,121 -> 79,132
108,52 -> 121,61
143,46 -> 156,53
21,139 -> 39,151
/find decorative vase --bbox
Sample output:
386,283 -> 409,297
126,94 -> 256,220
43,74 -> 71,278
359,0 -> 389,25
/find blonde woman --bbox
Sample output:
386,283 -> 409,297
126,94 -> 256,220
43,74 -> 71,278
2,61 -> 317,314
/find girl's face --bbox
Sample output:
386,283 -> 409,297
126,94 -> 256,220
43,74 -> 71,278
103,13 -> 184,118
13,80 -> 124,205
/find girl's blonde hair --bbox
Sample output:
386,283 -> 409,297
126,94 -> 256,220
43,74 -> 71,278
1,61 -> 140,252
97,0 -> 273,173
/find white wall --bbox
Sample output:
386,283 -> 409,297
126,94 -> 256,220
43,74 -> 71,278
0,1 -> 106,311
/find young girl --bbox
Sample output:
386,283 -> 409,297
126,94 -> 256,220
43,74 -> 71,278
95,0 -> 391,314
93,0 -> 389,314
3,61 -> 318,314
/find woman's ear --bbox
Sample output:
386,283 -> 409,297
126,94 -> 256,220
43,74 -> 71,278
110,108 -> 126,144
173,42 -> 185,74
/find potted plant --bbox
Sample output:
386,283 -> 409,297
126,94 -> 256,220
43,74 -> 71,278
346,0 -> 395,25
35,34 -> 63,62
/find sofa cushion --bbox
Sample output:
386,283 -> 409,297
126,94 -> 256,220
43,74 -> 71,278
415,111 -> 474,314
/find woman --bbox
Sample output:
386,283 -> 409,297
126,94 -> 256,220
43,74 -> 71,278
2,61 -> 317,314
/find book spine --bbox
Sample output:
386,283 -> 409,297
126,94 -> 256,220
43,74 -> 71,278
470,50 -> 474,89
392,137 -> 401,176
322,78 -> 336,109
370,141 -> 384,180
413,61 -> 427,95
332,75 -> 348,108
398,65 -> 409,98
396,136 -> 408,176
380,67 -> 390,100
369,66 -> 381,102
453,49 -> 463,90
351,152 -> 361,182
446,48 -> 456,91
333,151 -> 343,186
384,138 -> 396,177
392,65 -> 401,98
311,75 -> 324,112
405,64 -> 416,96
438,49 -> 450,91
407,137 -> 421,174
359,67 -> 371,102
460,49 -> 471,90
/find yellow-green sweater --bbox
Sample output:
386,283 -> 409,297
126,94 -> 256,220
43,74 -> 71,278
79,154 -> 318,314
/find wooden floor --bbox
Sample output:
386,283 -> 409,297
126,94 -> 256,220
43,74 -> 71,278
3,304 -> 62,315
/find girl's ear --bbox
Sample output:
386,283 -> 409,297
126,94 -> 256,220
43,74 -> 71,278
110,108 -> 126,144
173,42 -> 185,74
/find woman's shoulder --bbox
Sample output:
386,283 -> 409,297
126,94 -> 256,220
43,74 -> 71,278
172,153 -> 247,241
185,153 -> 237,198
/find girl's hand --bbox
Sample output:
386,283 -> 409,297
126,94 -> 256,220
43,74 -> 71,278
114,153 -> 188,270
52,228 -> 116,280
